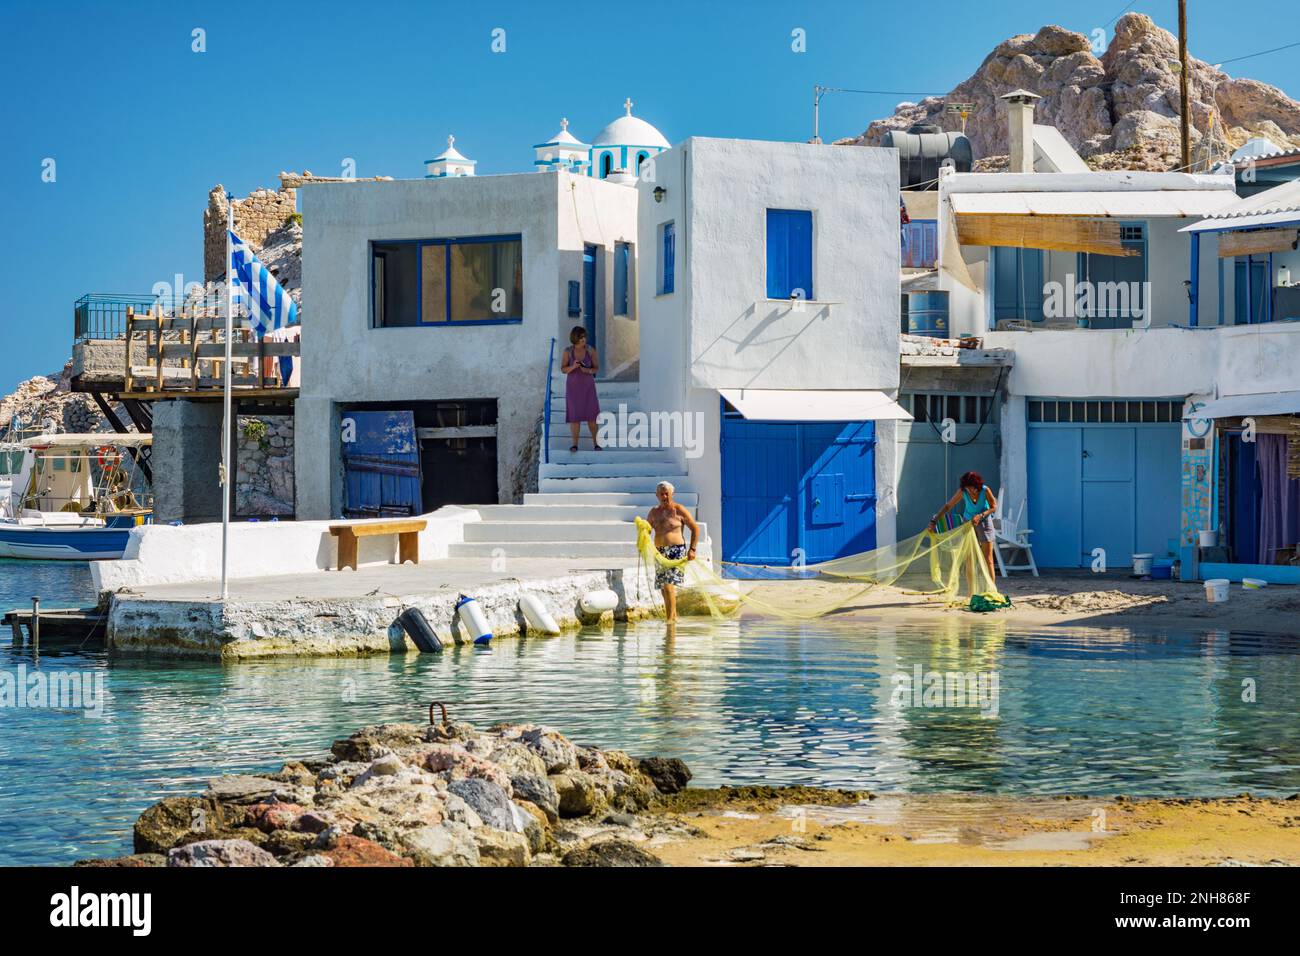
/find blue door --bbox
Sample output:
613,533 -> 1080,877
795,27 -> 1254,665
582,244 -> 598,347
340,410 -> 422,518
1028,414 -> 1180,568
721,410 -> 876,566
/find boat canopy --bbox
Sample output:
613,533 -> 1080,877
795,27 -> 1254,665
21,433 -> 152,448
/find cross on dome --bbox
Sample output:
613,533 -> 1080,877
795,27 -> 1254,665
623,97 -> 634,115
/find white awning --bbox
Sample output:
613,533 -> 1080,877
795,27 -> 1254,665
949,190 -> 1239,218
1192,391 -> 1300,419
721,389 -> 912,422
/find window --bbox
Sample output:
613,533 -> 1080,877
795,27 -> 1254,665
372,236 -> 522,327
659,222 -> 675,295
614,242 -> 631,315
636,151 -> 648,172
1078,222 -> 1146,328
765,209 -> 813,300
601,153 -> 613,178
1026,399 -> 1180,423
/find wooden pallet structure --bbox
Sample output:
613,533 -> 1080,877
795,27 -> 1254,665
122,304 -> 299,397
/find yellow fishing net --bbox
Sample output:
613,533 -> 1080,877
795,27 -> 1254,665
634,517 -> 1009,619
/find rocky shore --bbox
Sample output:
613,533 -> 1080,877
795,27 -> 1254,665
79,718 -> 697,868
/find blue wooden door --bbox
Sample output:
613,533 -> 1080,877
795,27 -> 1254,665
1028,421 -> 1180,568
340,410 -> 422,518
582,244 -> 597,346
721,412 -> 875,566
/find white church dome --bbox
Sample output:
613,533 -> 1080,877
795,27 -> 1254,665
592,100 -> 669,149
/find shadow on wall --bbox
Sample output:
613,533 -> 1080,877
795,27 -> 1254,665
692,301 -> 830,388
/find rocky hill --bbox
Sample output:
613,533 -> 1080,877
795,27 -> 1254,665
841,13 -> 1300,171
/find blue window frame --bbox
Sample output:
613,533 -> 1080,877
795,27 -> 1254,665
766,209 -> 813,300
660,222 -> 675,295
614,241 -> 631,315
371,235 -> 523,328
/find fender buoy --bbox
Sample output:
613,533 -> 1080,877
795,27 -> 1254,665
579,589 -> 619,614
456,594 -> 493,645
519,592 -> 561,635
398,607 -> 442,653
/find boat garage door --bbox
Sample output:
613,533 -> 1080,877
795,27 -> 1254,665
1026,399 -> 1182,568
721,406 -> 876,566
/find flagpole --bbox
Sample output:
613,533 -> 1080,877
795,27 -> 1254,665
220,190 -> 234,601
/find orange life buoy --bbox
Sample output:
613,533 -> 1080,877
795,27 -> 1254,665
95,445 -> 121,468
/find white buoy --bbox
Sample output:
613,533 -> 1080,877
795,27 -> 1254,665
520,592 -> 561,635
456,594 -> 493,645
579,589 -> 619,614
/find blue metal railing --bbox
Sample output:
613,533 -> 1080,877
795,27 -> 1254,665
542,336 -> 556,465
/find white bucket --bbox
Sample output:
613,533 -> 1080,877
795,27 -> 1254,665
1198,530 -> 1217,548
1131,553 -> 1153,576
1204,578 -> 1230,603
1242,577 -> 1267,590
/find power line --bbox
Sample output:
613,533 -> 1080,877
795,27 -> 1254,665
1105,1 -> 1137,28
1214,39 -> 1300,66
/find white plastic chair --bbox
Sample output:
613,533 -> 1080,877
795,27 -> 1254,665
991,490 -> 1038,577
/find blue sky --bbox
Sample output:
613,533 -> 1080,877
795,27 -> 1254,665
1,0 -> 1297,393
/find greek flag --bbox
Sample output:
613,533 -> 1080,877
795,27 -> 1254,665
229,230 -> 297,337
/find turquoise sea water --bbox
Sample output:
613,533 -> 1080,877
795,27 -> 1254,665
1,558 -> 1298,866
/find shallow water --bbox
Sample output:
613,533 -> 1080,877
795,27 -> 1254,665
1,559 -> 1298,865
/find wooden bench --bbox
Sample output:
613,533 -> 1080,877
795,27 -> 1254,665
329,519 -> 427,571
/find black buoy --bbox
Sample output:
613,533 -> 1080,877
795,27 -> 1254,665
398,607 -> 443,653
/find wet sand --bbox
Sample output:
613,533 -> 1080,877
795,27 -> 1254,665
726,573 -> 1300,637
646,790 -> 1300,866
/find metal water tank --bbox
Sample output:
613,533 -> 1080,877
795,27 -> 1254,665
883,123 -> 973,189
906,290 -> 950,337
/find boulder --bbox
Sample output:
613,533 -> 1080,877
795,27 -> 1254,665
448,778 -> 518,832
562,840 -> 665,868
513,802 -> 550,855
291,854 -> 334,867
205,775 -> 282,804
424,745 -> 513,793
399,823 -> 480,867
487,741 -> 549,779
472,827 -> 532,867
319,834 -> 414,868
133,796 -> 247,854
442,792 -> 484,829
167,839 -> 280,867
510,773 -> 560,822
348,753 -> 407,788
245,802 -> 304,833
550,771 -> 603,818
520,727 -> 579,773
637,757 -> 692,795
331,723 -> 427,762
74,854 -> 166,868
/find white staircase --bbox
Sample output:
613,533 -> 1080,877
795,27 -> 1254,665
447,378 -> 707,561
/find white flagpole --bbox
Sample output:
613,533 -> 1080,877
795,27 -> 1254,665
220,191 -> 234,601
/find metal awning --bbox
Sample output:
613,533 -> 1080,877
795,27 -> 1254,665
720,389 -> 912,422
1192,391 -> 1300,419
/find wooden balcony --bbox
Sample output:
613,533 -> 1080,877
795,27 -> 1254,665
121,305 -> 299,401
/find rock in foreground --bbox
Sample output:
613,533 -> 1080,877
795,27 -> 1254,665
91,720 -> 691,868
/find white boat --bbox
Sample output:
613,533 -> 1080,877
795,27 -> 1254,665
0,433 -> 153,561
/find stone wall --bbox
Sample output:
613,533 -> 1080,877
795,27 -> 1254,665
236,414 -> 295,517
204,183 -> 298,282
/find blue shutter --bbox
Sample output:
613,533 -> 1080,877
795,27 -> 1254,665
662,223 -> 675,294
766,209 -> 813,299
614,242 -> 629,314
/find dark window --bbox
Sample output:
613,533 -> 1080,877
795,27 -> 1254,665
372,236 -> 522,327
660,222 -> 675,295
614,242 -> 631,315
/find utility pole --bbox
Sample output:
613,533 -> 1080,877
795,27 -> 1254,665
1178,0 -> 1191,170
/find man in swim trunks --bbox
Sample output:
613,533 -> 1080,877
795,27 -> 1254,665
646,480 -> 700,622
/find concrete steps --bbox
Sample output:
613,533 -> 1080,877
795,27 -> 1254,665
450,380 -> 706,560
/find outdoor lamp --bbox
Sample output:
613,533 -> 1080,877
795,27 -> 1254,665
653,186 -> 666,203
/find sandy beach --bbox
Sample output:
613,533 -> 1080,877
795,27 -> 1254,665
648,789 -> 1300,866
729,571 -> 1300,637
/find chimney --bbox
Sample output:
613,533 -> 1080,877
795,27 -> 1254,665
1001,89 -> 1041,173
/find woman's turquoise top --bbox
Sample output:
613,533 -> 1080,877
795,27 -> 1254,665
957,486 -> 989,523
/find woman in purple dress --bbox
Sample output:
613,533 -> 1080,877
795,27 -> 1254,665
561,325 -> 602,452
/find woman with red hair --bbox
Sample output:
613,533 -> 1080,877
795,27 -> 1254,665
929,471 -> 998,582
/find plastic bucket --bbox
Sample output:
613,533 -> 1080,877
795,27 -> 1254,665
1151,559 -> 1174,580
1198,530 -> 1217,548
1204,578 -> 1230,603
1131,553 -> 1153,576
1242,577 -> 1267,590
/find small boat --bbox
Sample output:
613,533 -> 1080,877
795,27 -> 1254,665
0,433 -> 153,561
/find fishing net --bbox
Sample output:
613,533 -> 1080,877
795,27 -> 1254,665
634,517 -> 1009,619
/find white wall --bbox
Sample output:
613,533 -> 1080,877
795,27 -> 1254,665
296,172 -> 638,517
90,507 -> 479,592
636,138 -> 902,555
